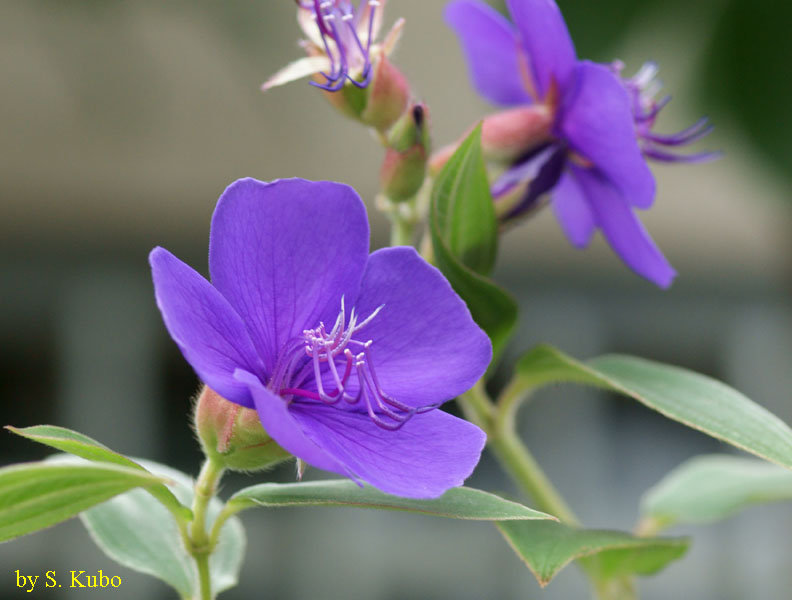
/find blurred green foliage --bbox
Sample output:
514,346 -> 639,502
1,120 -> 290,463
701,0 -> 792,193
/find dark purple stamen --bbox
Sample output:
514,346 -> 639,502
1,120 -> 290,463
276,299 -> 434,431
297,0 -> 378,91
643,117 -> 714,147
616,61 -> 718,165
641,147 -> 723,164
496,144 -> 568,222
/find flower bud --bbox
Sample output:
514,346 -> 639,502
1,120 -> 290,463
361,56 -> 410,133
313,69 -> 368,121
194,386 -> 291,472
480,105 -> 553,162
429,106 -> 554,175
380,103 -> 430,202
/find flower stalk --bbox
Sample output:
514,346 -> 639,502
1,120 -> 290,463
459,381 -> 578,525
459,381 -> 637,600
189,457 -> 225,600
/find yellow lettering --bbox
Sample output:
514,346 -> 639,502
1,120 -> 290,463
70,570 -> 86,588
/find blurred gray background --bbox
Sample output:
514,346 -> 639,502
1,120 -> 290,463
1,0 -> 791,598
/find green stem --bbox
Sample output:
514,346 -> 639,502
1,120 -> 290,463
390,210 -> 415,246
195,554 -> 212,600
460,382 -> 636,600
189,458 -> 225,600
460,382 -> 578,525
207,503 -> 240,551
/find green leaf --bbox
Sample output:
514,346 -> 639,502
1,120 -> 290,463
641,454 -> 792,530
510,345 -> 792,471
72,457 -> 245,598
0,461 -> 165,542
430,125 -> 517,363
497,520 -> 688,587
6,425 -> 190,522
430,123 -> 497,275
227,479 -> 554,521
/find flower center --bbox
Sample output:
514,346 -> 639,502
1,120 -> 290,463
272,298 -> 432,430
297,0 -> 380,91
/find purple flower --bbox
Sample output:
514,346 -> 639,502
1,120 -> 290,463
446,0 -> 717,288
150,178 -> 490,498
263,1 -> 404,92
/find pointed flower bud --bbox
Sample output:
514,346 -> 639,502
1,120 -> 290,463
194,386 -> 291,472
430,105 -> 554,175
380,104 -> 430,202
360,56 -> 410,132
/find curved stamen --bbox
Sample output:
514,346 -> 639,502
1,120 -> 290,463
302,0 -> 377,90
615,61 -> 717,165
641,146 -> 722,164
361,342 -> 437,415
274,299 -> 433,430
643,118 -> 713,147
357,361 -> 413,431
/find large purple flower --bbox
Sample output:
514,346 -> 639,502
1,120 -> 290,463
446,0 -> 717,288
150,178 -> 490,498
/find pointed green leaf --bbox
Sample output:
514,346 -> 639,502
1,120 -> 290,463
497,520 -> 688,586
6,425 -> 190,521
431,123 -> 497,275
642,454 -> 792,530
510,345 -> 792,471
0,461 -> 165,542
227,480 -> 553,521
430,125 -> 517,363
76,458 -> 245,598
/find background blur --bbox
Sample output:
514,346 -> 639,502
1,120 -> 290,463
1,0 -> 791,598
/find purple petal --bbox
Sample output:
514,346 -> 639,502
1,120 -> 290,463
492,145 -> 557,198
505,0 -> 577,97
149,247 -> 261,407
559,61 -> 656,208
551,169 -> 595,248
239,369 -> 350,475
291,405 -> 486,498
574,167 -> 676,288
502,144 -> 567,220
351,247 -> 492,409
209,178 -> 369,374
446,0 -> 534,106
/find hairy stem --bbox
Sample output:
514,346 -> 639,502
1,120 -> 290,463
189,458 -> 225,600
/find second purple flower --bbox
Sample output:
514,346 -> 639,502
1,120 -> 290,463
446,0 -> 717,288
